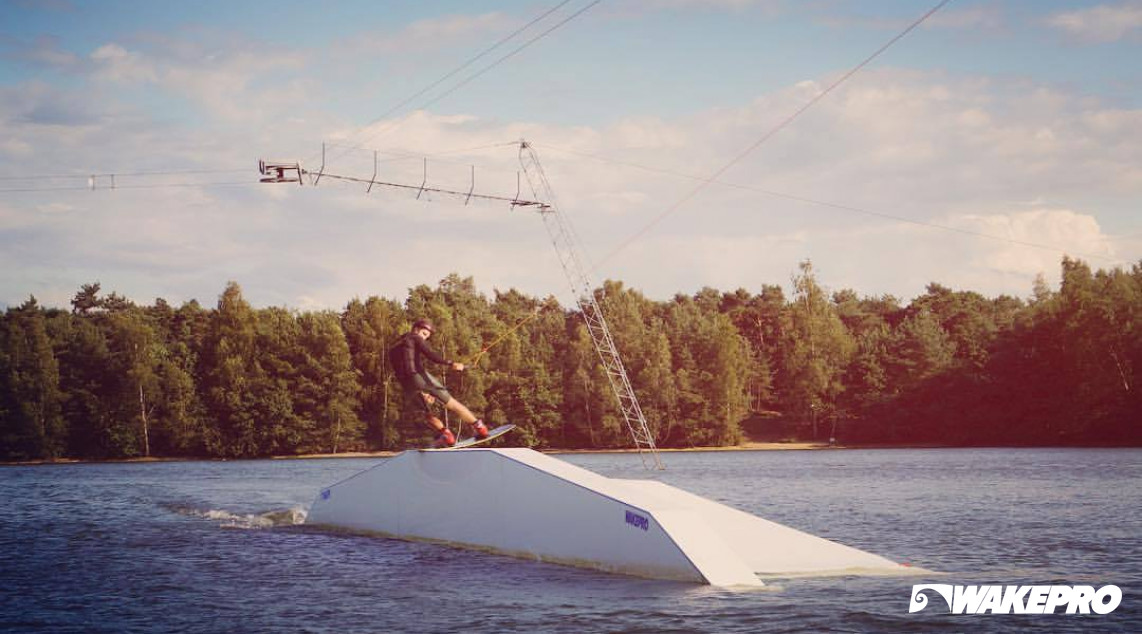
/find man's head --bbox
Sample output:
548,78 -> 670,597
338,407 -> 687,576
412,318 -> 434,339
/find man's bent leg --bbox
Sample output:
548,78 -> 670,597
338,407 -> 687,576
442,397 -> 477,425
443,398 -> 488,439
425,413 -> 454,447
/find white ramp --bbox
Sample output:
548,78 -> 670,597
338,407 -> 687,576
306,448 -> 909,586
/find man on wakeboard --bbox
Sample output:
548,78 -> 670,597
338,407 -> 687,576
390,318 -> 489,448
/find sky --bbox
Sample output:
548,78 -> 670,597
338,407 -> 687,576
1,0 -> 1139,311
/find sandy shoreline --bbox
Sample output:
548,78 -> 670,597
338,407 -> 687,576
2,441 -> 849,465
7,441 -> 1132,466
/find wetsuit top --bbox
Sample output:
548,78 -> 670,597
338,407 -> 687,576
390,331 -> 452,379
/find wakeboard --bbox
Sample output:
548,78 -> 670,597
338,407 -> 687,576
420,424 -> 516,451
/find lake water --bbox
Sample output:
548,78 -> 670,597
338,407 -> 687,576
2,448 -> 1139,633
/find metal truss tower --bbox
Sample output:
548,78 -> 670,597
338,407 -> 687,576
517,141 -> 663,470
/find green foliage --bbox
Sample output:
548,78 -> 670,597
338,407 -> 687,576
716,286 -> 779,415
199,281 -> 261,457
0,298 -> 65,460
147,299 -> 208,455
560,319 -> 617,447
2,257 -> 1139,461
665,298 -> 748,446
855,258 -> 1139,445
482,290 -> 563,448
294,311 -> 362,454
777,261 -> 856,439
342,296 -> 404,449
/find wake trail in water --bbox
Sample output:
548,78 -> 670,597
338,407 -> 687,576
164,503 -> 308,529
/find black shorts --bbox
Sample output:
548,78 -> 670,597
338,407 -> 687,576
399,372 -> 454,414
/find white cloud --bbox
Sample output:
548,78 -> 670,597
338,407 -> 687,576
3,57 -> 1140,308
610,231 -> 809,298
540,69 -> 1141,299
404,12 -> 517,42
925,5 -> 1005,31
636,0 -> 785,10
90,43 -> 158,83
1047,2 -> 1142,43
579,208 -> 1120,301
734,208 -> 1122,300
34,202 -> 75,215
609,116 -> 689,149
342,12 -> 522,55
947,208 -> 1117,277
160,48 -> 308,122
1,137 -> 33,156
59,32 -> 312,124
817,3 -> 1004,32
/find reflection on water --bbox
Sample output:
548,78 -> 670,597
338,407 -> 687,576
2,448 -> 1139,633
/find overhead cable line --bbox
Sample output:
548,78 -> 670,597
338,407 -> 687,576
0,180 -> 257,194
400,1 -> 602,122
0,185 -> 91,193
0,168 -> 248,181
0,167 -> 254,194
93,180 -> 255,191
537,143 -> 1126,266
324,0 -> 583,165
595,0 -> 953,270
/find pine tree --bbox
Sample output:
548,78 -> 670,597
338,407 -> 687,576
887,308 -> 955,391
294,311 -> 362,453
104,309 -> 161,457
199,282 -> 262,457
0,298 -> 65,460
146,299 -> 208,455
342,296 -> 405,450
778,261 -> 855,439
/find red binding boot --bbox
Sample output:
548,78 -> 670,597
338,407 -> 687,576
434,428 -> 456,448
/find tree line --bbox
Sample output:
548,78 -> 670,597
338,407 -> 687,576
1,257 -> 1138,461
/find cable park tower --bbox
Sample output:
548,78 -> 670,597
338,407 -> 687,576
259,140 -> 664,469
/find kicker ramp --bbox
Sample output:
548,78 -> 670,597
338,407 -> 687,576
306,448 -> 908,586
